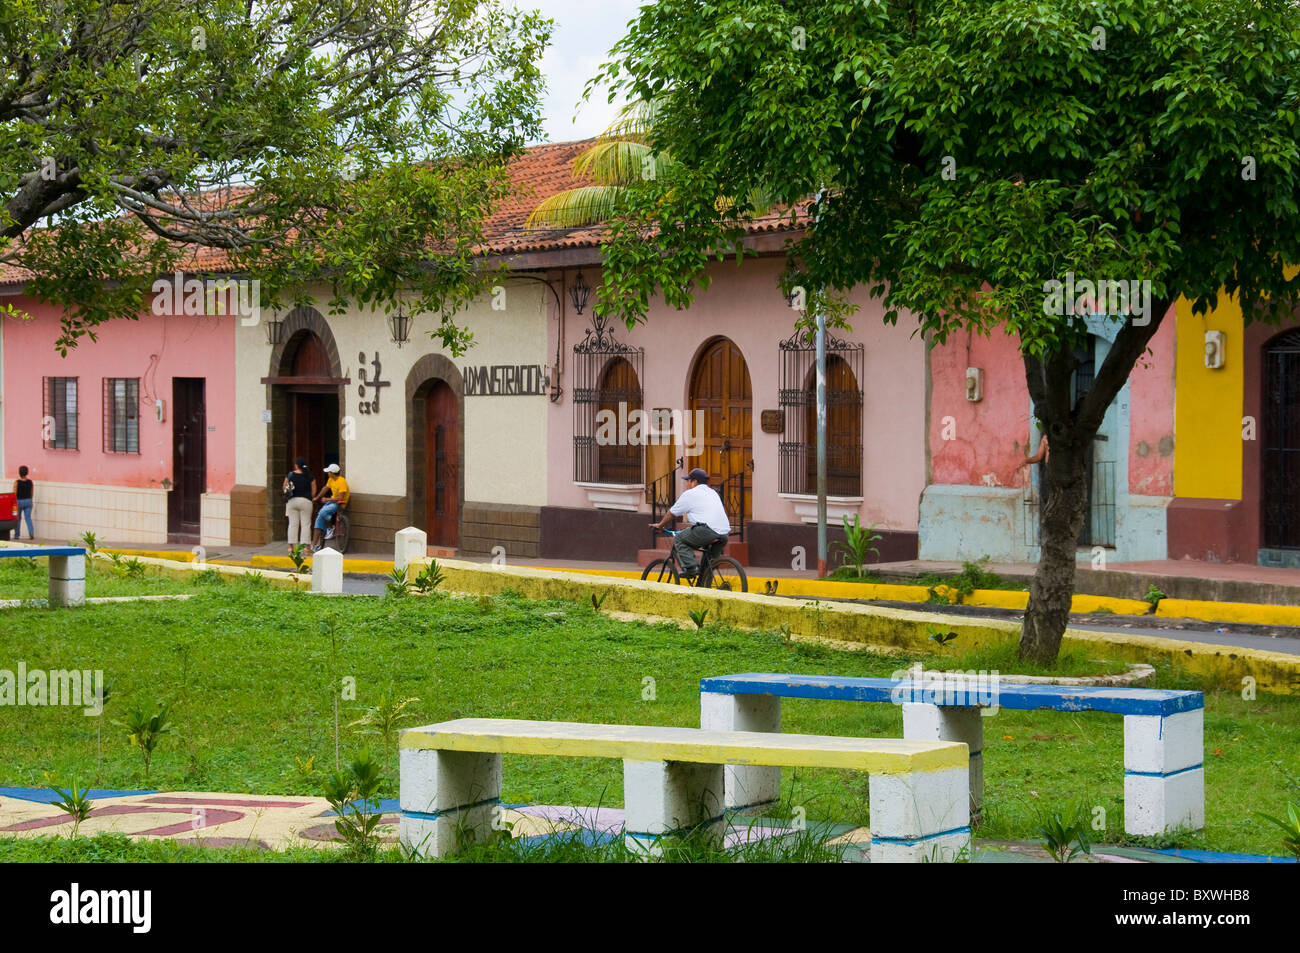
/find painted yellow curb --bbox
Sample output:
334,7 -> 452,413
1157,598 -> 1300,627
246,554 -> 394,574
409,557 -> 1300,696
90,551 -> 309,591
537,567 -> 1151,617
101,548 -> 197,562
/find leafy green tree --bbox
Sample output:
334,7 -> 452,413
0,0 -> 551,353
590,0 -> 1300,662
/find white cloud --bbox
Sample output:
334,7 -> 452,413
516,0 -> 646,143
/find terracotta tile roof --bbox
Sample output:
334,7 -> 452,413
0,139 -> 803,285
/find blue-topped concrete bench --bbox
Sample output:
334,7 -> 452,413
700,672 -> 1204,837
0,547 -> 86,606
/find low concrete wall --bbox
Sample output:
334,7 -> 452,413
411,557 -> 1300,696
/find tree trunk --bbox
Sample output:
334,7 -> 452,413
1016,298 -> 1169,664
1020,432 -> 1089,664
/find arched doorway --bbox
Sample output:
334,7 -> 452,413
802,354 -> 863,496
1263,330 -> 1300,548
281,331 -> 341,478
689,337 -> 753,518
424,380 -> 460,547
598,356 -> 643,484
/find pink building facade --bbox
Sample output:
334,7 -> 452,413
1,297 -> 236,546
536,253 -> 929,567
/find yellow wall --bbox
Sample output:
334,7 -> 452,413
1174,297 -> 1244,500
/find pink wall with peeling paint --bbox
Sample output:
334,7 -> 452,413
927,310 -> 1177,496
928,328 -> 1035,490
1128,316 -> 1177,495
2,298 -> 236,492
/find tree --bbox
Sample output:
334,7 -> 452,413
0,0 -> 551,353
589,0 -> 1300,663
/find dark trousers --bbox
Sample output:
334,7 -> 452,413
674,524 -> 726,576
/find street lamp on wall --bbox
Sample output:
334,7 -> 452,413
265,314 -> 284,346
569,270 -> 591,315
389,305 -> 412,348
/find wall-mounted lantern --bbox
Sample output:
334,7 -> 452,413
265,314 -> 284,346
389,305 -> 412,348
569,270 -> 591,315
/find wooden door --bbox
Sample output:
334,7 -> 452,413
289,393 -> 325,478
425,381 -> 459,547
168,378 -> 206,537
689,338 -> 753,517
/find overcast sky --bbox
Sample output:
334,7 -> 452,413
519,0 -> 647,144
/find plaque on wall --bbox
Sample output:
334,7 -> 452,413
760,410 -> 784,434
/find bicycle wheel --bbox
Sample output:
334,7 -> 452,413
326,513 -> 350,554
705,556 -> 747,593
641,559 -> 680,585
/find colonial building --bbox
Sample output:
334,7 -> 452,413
5,139 -> 1299,571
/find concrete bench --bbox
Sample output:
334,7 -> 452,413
700,673 -> 1204,837
0,547 -> 86,606
399,717 -> 971,862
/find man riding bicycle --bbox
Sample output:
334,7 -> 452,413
311,463 -> 350,551
650,467 -> 731,581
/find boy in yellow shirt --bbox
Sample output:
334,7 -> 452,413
312,463 -> 350,550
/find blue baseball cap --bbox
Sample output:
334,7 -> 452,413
682,468 -> 709,484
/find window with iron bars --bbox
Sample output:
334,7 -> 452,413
572,318 -> 645,485
777,332 -> 864,496
103,378 -> 140,454
42,377 -> 79,450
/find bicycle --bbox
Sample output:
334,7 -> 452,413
312,504 -> 351,554
641,527 -> 748,592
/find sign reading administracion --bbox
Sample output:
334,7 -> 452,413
464,364 -> 548,397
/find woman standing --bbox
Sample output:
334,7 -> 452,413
13,466 -> 34,540
283,458 -> 316,554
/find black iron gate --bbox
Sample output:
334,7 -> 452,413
1263,330 -> 1300,548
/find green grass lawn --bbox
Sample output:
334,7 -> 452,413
1,573 -> 1297,859
0,555 -> 197,600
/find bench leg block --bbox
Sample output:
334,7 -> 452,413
624,759 -> 726,859
902,703 -> 984,815
1123,710 -> 1204,835
1124,768 -> 1205,836
700,692 -> 781,811
399,748 -> 502,858
48,554 -> 85,607
868,766 -> 971,864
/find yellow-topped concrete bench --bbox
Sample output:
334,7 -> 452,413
399,718 -> 971,862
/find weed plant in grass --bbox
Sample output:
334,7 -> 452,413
0,582 -> 1296,856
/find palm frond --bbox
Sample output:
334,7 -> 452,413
525,186 -> 628,228
573,141 -> 655,187
599,99 -> 660,142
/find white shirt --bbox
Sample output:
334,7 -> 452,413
670,484 -> 731,536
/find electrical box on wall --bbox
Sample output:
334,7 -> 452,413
1205,331 -> 1225,369
155,399 -> 166,423
965,367 -> 984,401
